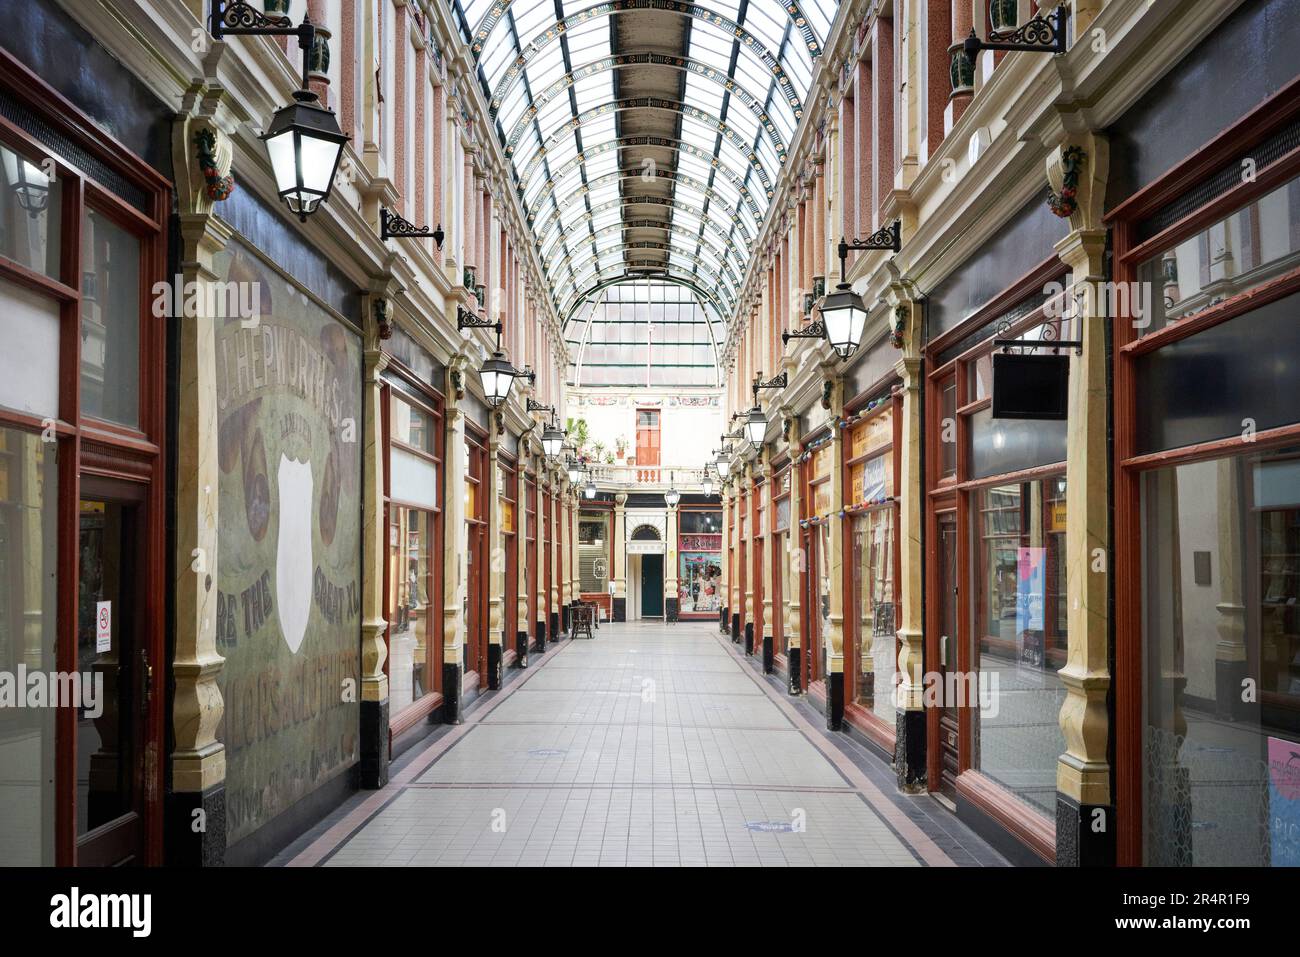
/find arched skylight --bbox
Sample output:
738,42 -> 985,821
564,279 -> 727,387
450,0 -> 842,380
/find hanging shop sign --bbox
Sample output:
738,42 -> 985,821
992,352 -> 1070,420
213,241 -> 362,846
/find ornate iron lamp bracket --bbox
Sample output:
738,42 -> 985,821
963,5 -> 1069,58
380,207 -> 445,248
837,220 -> 901,282
211,1 -> 316,87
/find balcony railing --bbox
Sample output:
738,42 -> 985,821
583,465 -> 708,488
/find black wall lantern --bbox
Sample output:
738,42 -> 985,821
964,4 -> 1069,59
714,446 -> 733,480
664,472 -> 681,508
820,220 -> 900,360
380,206 -> 445,249
746,371 -> 787,446
541,416 -> 565,459
212,1 -> 350,222
458,308 -> 530,408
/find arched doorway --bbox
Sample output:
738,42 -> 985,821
630,524 -> 664,620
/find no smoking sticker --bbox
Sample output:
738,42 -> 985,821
96,601 -> 111,653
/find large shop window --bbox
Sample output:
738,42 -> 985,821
852,507 -> 895,723
678,509 -> 722,615
1142,449 -> 1300,866
847,400 -> 899,730
772,465 -> 791,654
1112,93 -> 1300,864
971,478 -> 1068,819
80,208 -> 140,427
579,512 -> 610,593
384,360 -> 444,728
388,506 -> 434,716
0,426 -> 58,864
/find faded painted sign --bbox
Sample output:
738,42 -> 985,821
212,241 -> 362,846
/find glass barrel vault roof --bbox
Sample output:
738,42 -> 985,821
450,0 -> 841,384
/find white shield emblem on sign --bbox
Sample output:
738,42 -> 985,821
275,453 -> 314,654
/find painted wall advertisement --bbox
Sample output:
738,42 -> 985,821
213,242 -> 362,846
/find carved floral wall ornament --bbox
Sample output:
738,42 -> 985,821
195,128 -> 234,202
891,304 -> 908,349
450,369 -> 465,400
820,380 -> 833,410
1048,145 -> 1086,218
374,298 -> 392,340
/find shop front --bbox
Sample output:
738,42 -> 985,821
677,508 -> 722,619
525,466 -> 539,649
798,432 -> 834,693
464,421 -> 489,687
1108,42 -> 1300,866
770,458 -> 792,673
498,448 -> 518,669
380,328 -> 445,751
579,506 -> 613,621
921,194 -> 1070,864
843,391 -> 901,751
0,41 -> 171,866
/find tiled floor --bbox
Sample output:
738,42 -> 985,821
281,621 -> 1007,867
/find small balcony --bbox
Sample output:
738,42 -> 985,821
583,464 -> 710,490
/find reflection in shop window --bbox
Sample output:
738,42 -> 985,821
0,427 -> 58,865
0,143 -> 60,278
853,507 -> 896,723
1143,448 -> 1300,866
1136,172 -> 1300,336
971,478 -> 1068,818
388,507 -> 433,715
80,208 -> 140,428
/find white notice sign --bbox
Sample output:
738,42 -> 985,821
95,601 -> 111,653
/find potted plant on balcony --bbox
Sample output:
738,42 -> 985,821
566,416 -> 590,454
614,435 -> 629,463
